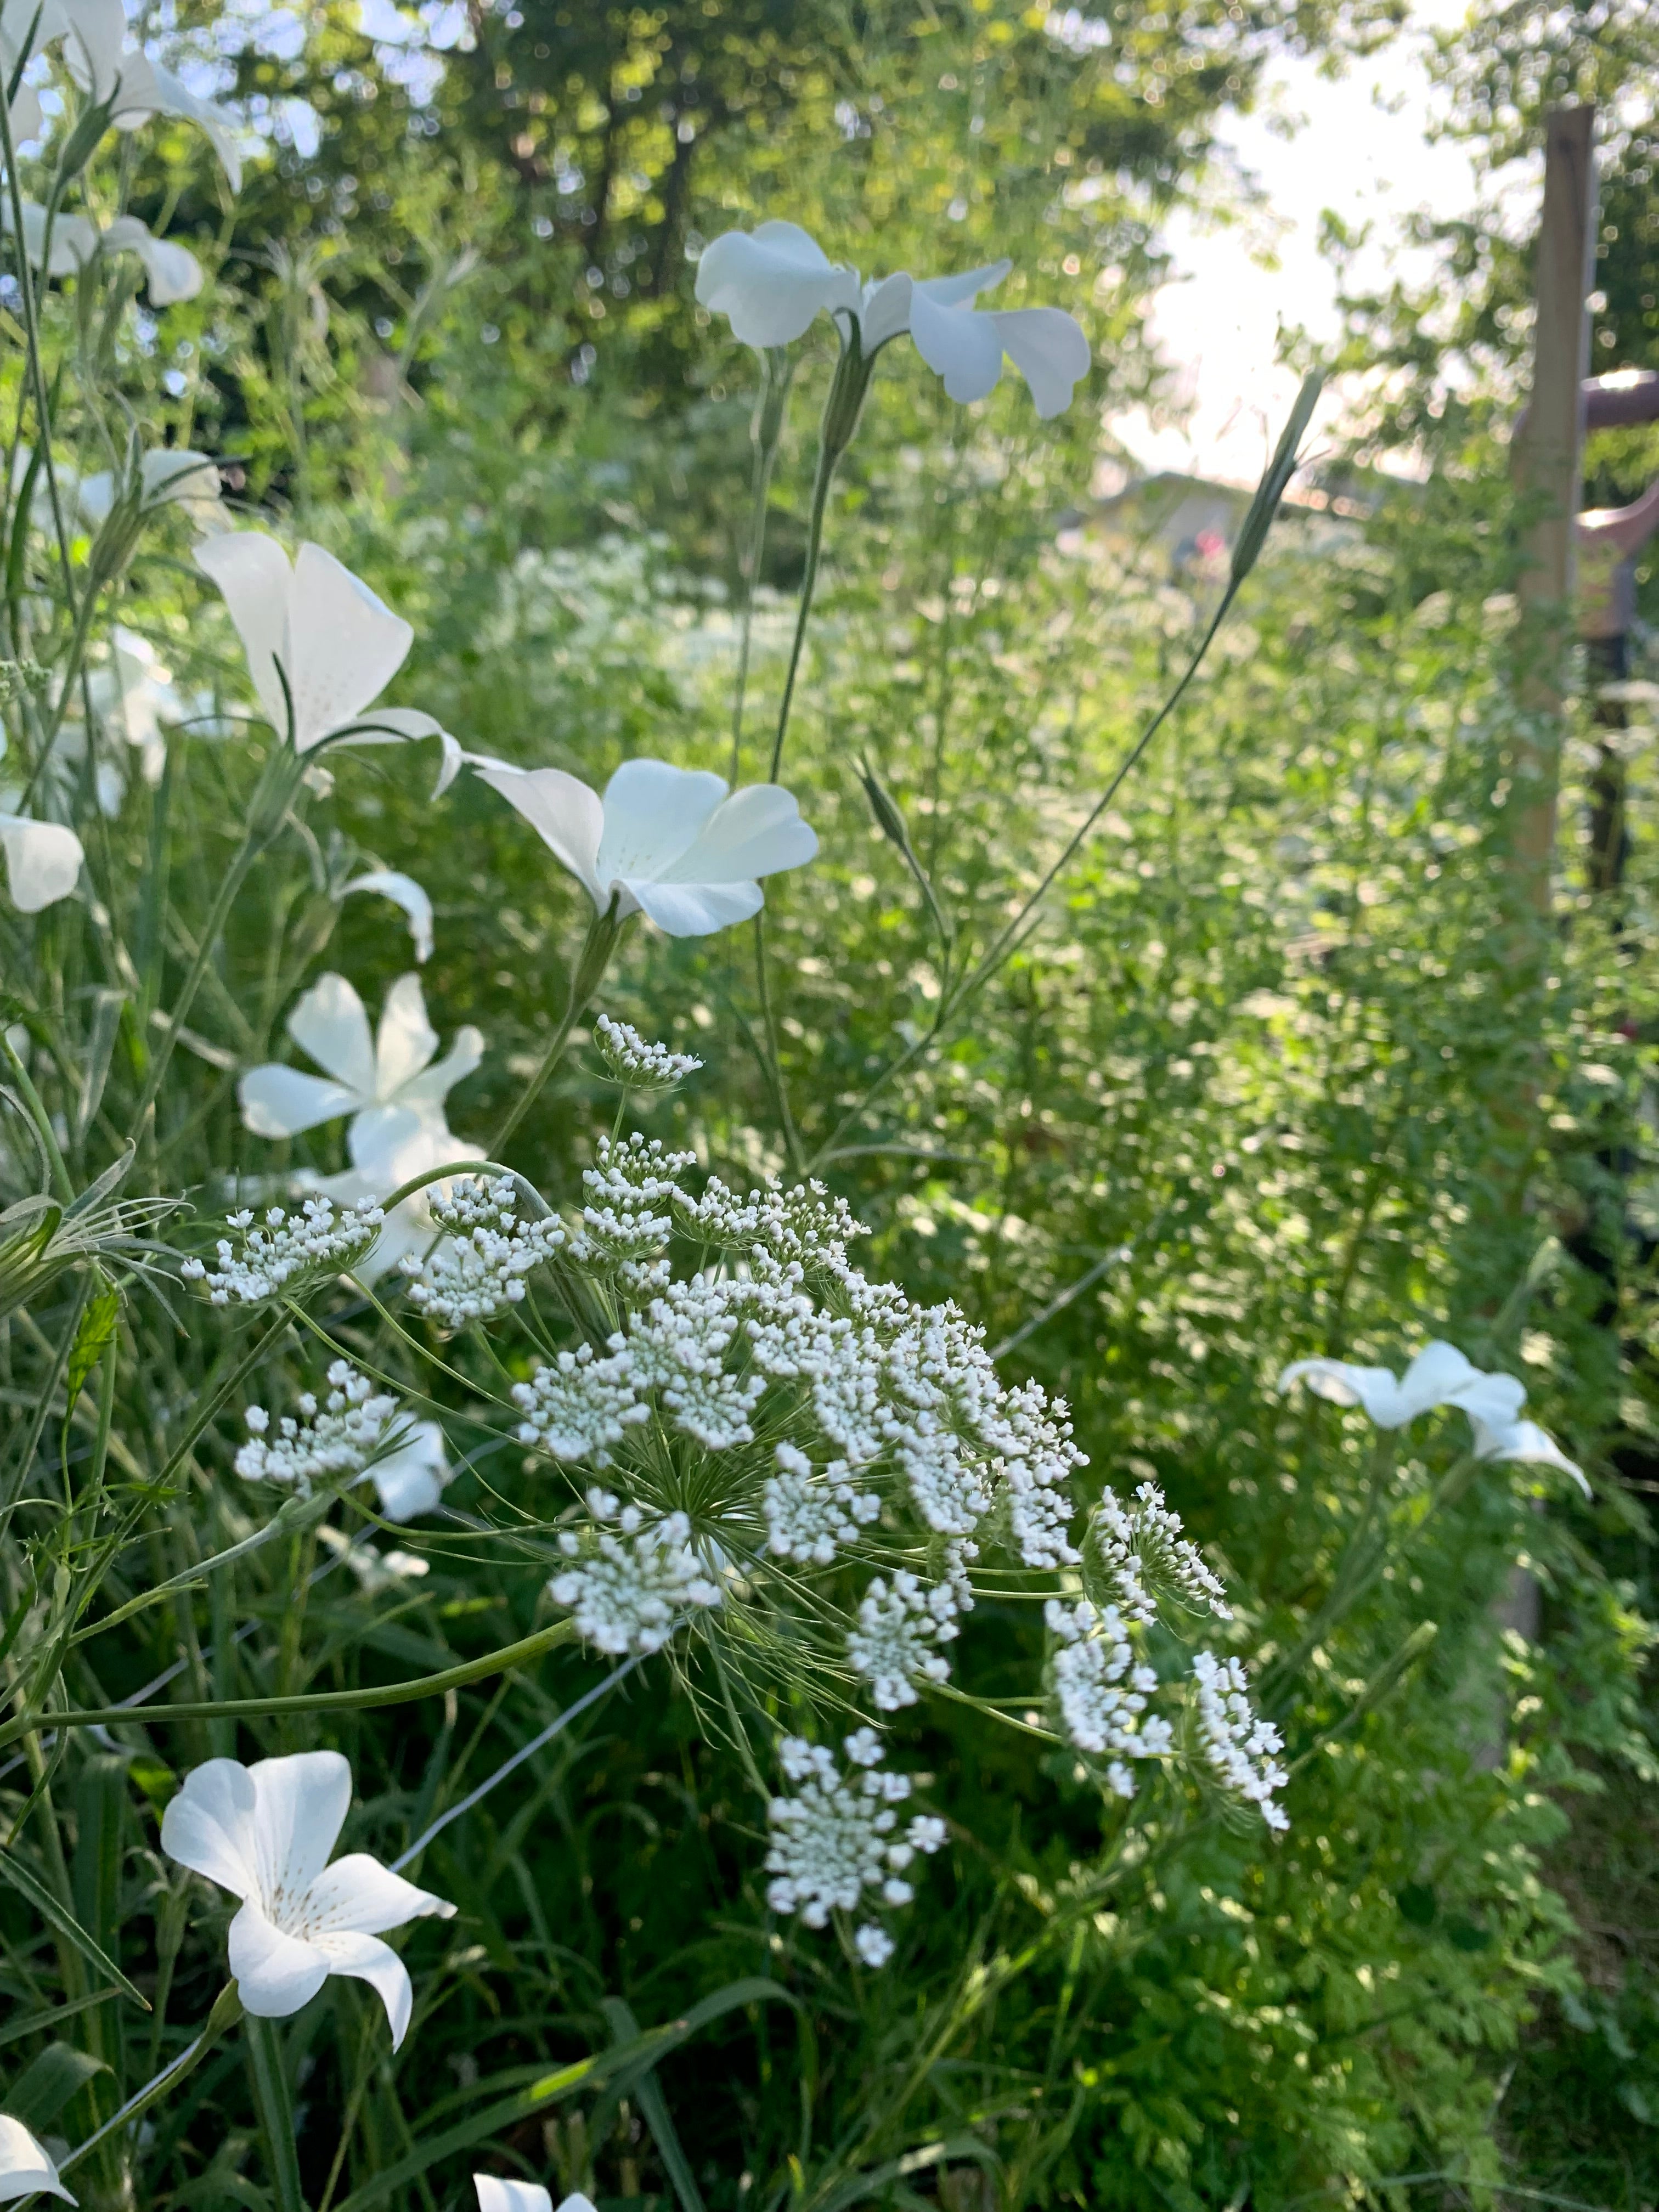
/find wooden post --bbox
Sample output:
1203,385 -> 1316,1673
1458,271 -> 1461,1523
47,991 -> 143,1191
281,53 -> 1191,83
1507,104 -> 1598,918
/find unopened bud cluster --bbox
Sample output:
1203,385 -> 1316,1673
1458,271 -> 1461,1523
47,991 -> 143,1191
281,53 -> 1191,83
182,1198 -> 383,1306
595,1014 -> 702,1089
235,1360 -> 397,1496
404,1176 -> 567,1327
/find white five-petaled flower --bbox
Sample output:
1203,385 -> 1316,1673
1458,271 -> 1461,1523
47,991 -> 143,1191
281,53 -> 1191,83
0,2116 -> 75,2204
474,2180 -> 597,2212
3,199 -> 202,305
195,532 -> 460,794
1278,1339 -> 1589,1496
0,814 -> 83,911
695,219 -> 1091,419
477,757 -> 817,938
160,1750 -> 455,2047
240,970 -> 483,1161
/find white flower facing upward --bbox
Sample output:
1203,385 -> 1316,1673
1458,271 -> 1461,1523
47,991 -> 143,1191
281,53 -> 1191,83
476,757 -> 817,938
0,2116 -> 75,2205
160,1750 -> 454,2047
0,813 -> 82,911
695,219 -> 1091,417
195,532 -> 460,794
474,2180 -> 597,2212
1278,1339 -> 1588,1496
240,971 -> 483,1165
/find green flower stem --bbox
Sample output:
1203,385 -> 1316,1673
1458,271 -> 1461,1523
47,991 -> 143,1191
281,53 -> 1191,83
751,910 -> 805,1174
489,900 -> 624,1156
245,2012 -> 309,2212
0,1616 -> 580,1751
731,345 -> 793,783
60,1984 -> 244,2174
0,1023 -> 75,1203
769,335 -> 874,783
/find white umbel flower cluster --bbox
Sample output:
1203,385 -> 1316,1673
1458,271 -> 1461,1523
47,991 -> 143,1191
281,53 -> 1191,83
1045,1597 -> 1172,1795
595,1014 -> 703,1089
1189,1651 -> 1290,1832
764,1442 -> 880,1564
549,1504 -> 723,1654
182,1198 -> 383,1306
403,1176 -> 566,1327
513,1342 -> 648,1463
575,1133 -> 697,1274
235,1361 -> 398,1495
764,1732 -> 948,1963
847,1551 -> 974,1710
1088,1481 -> 1231,1623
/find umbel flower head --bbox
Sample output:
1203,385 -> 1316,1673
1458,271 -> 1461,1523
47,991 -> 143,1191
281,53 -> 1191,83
0,2115 -> 75,2205
476,757 -> 817,937
1278,1339 -> 1589,1494
161,1750 -> 454,2048
195,531 -> 460,793
696,219 -> 1091,418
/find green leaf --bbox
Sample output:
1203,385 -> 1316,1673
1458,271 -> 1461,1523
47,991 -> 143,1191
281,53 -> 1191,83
0,1987 -> 123,2053
2,2040 -> 109,2131
601,1997 -> 706,2212
0,1842 -> 149,2008
1396,1882 -> 1437,1928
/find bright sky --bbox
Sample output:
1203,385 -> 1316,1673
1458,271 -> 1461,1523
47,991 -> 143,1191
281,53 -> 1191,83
1107,0 -> 1492,484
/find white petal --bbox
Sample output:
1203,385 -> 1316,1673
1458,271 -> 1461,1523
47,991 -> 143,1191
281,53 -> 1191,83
160,1757 -> 262,1900
1277,1356 -> 1410,1427
1472,1417 -> 1590,1496
343,870 -> 435,962
57,0 -> 124,96
115,56 -> 243,190
396,1024 -> 484,1115
0,2117 -> 76,2205
77,471 -> 115,526
195,531 -> 294,736
143,448 -> 219,507
596,758 -> 727,889
229,1900 -> 330,2018
477,765 -> 604,906
475,2182 -> 554,2212
695,220 -> 847,346
370,1420 -> 448,1521
287,972 -> 376,1098
1394,1340 -> 1482,1420
857,271 -> 913,349
239,1063 -> 360,1139
623,876 -> 764,938
374,973 -> 438,1099
9,83 -> 42,142
247,1748 -> 353,1903
991,306 -> 1091,418
907,290 -> 1007,404
101,213 -> 202,306
334,705 -> 460,798
286,543 -> 412,752
4,200 -> 97,276
1446,1371 -> 1528,1431
309,1928 -> 417,2048
304,1852 -> 454,1937
912,258 -> 1012,309
0,815 -> 82,910
555,2198 -> 598,2212
658,781 -> 817,886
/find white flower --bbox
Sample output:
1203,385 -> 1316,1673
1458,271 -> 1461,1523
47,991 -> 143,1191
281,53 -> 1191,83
78,449 -> 221,531
3,200 -> 202,304
474,2181 -> 597,2212
195,532 -> 459,791
1277,1339 -> 1586,1492
476,757 -> 816,938
764,1441 -> 879,1565
86,625 -> 187,784
0,813 -> 82,910
1090,1482 -> 1232,1623
305,1109 -> 487,1285
548,1507 -> 722,1654
0,2116 -> 75,2204
342,869 -> 435,962
1045,1596 -> 1169,1781
847,1570 -> 963,1710
405,1175 -> 567,1328
854,1925 -> 894,1967
240,971 -> 483,1158
1189,1652 -> 1289,1832
367,1419 -> 449,1521
180,1195 -> 385,1306
594,1013 -> 702,1088
160,1750 -> 455,2047
514,1343 -> 647,1463
234,1361 -> 398,1496
695,219 -> 1091,418
764,1734 -> 945,1939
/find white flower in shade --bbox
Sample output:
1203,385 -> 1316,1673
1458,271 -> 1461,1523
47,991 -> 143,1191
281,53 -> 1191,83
240,972 -> 483,1158
78,448 -> 221,531
1278,1339 -> 1586,1492
160,1750 -> 455,2047
3,200 -> 202,304
367,1419 -> 449,1521
0,814 -> 82,910
695,220 -> 1091,417
86,626 -> 187,783
476,757 -> 816,937
342,869 -> 435,963
0,2115 -> 75,2204
194,532 -> 460,792
474,2181 -> 596,2212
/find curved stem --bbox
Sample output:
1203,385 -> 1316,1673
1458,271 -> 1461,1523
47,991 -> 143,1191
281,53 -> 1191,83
489,902 -> 623,1156
60,1983 -> 244,2172
769,447 -> 836,785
